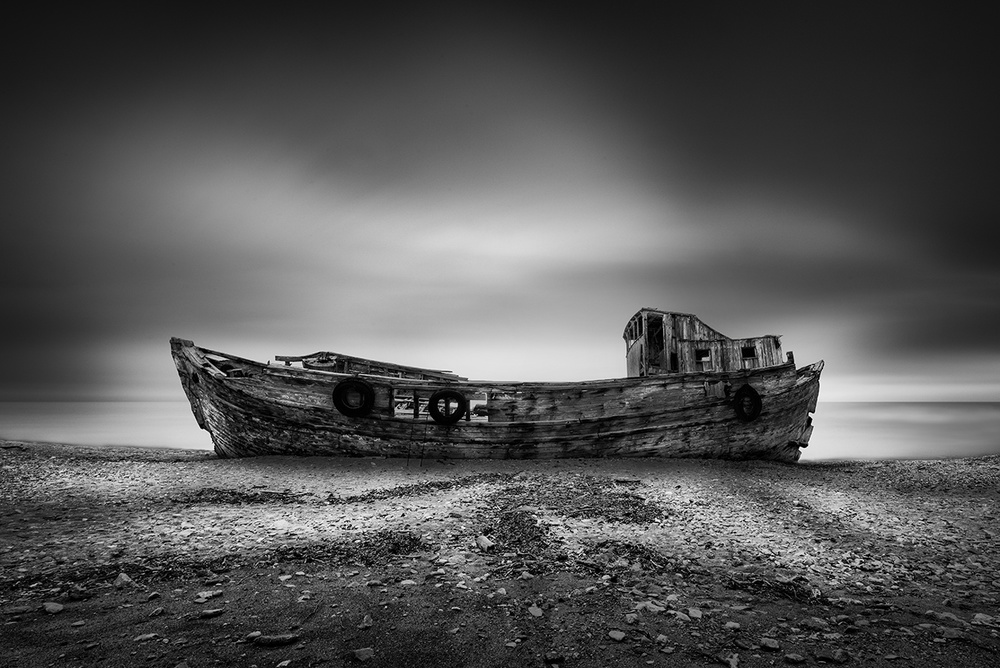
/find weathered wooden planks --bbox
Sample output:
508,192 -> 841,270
170,334 -> 822,463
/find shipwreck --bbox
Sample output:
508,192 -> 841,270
171,308 -> 822,461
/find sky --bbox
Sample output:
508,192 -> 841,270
2,3 -> 999,405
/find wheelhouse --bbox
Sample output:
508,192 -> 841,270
623,308 -> 790,377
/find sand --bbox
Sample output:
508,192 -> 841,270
1,439 -> 998,667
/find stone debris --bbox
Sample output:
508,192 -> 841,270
718,653 -> 740,668
198,608 -> 225,618
3,443 -> 1000,667
194,589 -> 223,603
353,647 -> 375,662
113,572 -> 137,588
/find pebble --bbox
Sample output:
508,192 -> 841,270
760,637 -> 781,650
608,630 -> 626,641
784,654 -> 806,664
42,602 -> 64,614
199,608 -> 225,618
196,590 -> 223,601
353,647 -> 374,661
528,605 -> 543,617
113,573 -> 137,589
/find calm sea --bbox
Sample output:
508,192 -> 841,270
1,401 -> 998,461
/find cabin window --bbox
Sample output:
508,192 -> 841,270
741,346 -> 757,359
695,348 -> 712,371
669,352 -> 679,372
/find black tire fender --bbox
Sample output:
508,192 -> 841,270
332,379 -> 376,417
427,389 -> 468,425
733,384 -> 762,422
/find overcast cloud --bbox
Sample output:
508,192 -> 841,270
1,3 -> 998,402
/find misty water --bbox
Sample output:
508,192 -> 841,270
1,401 -> 998,461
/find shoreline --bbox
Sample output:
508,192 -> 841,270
2,439 -> 998,666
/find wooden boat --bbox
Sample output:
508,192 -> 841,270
170,308 -> 822,461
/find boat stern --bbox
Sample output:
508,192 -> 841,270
787,360 -> 824,455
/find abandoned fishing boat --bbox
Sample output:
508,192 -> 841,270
171,308 -> 822,461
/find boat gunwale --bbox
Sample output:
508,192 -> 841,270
173,339 -> 815,392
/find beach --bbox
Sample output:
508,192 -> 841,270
2,441 -> 998,667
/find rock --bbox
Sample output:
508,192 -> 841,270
42,602 -> 64,614
608,630 -> 626,641
353,647 -> 375,662
148,607 -> 164,617
71,620 -> 85,627
543,651 -> 566,666
760,637 -> 781,650
68,585 -> 89,601
688,607 -> 703,619
133,633 -> 159,642
358,614 -> 373,629
725,621 -> 741,630
196,589 -> 223,600
399,579 -> 418,586
199,608 -> 225,618
147,591 -> 161,601
528,605 -> 543,617
113,573 -> 137,588
718,653 -> 739,668
252,633 -> 301,646
3,605 -> 32,616
476,535 -> 496,551
784,654 -> 806,664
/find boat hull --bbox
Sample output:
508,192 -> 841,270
171,338 -> 822,462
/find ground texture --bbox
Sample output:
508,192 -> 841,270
1,440 -> 998,667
